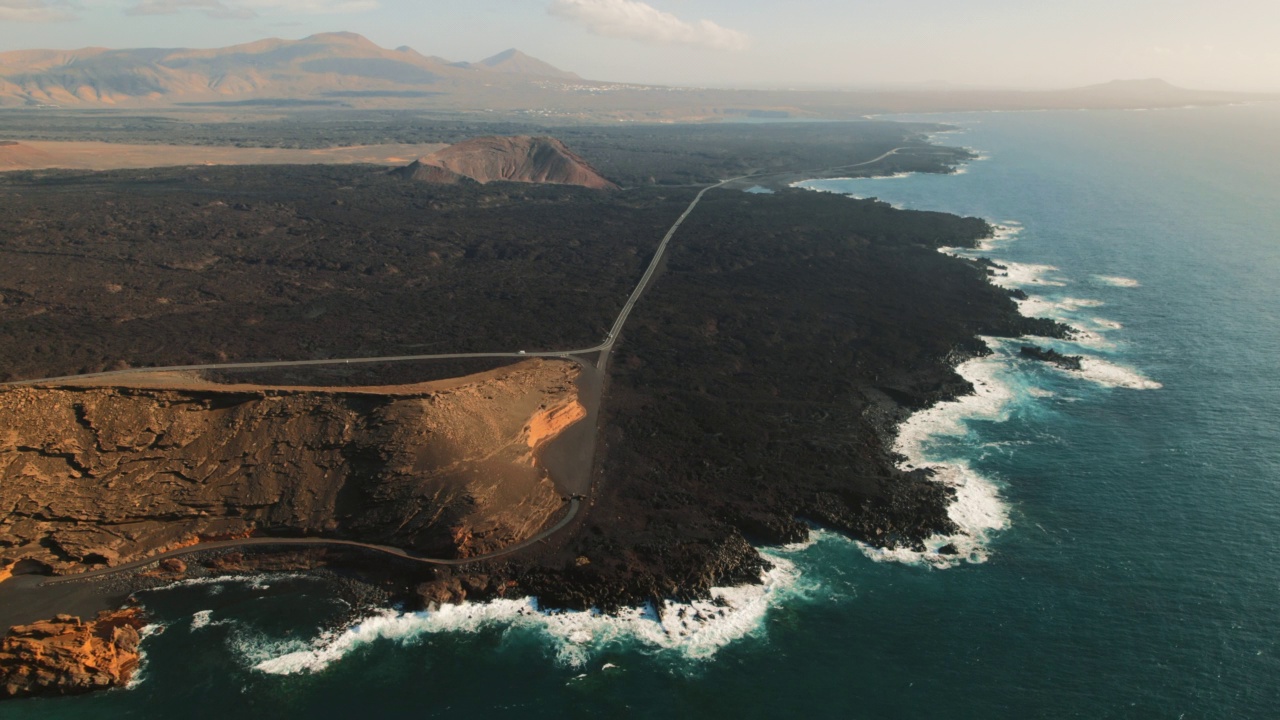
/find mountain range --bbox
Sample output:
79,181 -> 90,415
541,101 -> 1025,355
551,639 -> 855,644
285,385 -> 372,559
0,33 -> 1270,119
0,32 -> 578,108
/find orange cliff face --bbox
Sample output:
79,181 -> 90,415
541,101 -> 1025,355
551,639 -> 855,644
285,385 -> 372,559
526,398 -> 589,457
0,359 -> 587,573
0,609 -> 146,699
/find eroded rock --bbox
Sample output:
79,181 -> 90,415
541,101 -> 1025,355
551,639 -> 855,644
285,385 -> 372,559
0,359 -> 585,574
0,609 -> 145,699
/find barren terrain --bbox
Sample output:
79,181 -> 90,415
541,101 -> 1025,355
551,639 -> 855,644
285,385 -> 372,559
0,140 -> 446,171
0,359 -> 585,575
0,123 -> 1059,674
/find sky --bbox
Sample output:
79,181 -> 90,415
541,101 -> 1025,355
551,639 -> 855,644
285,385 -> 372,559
0,0 -> 1276,91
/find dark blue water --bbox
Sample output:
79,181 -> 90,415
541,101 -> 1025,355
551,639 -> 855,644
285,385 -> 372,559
7,105 -> 1279,719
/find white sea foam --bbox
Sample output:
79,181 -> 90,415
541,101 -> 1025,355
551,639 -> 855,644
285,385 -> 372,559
881,355 -> 1018,567
126,623 -> 166,690
1076,356 -> 1163,390
986,335 -> 1161,390
987,261 -> 1068,289
150,572 -> 302,593
191,610 -> 214,630
796,175 -> 1165,571
980,222 -> 1022,250
237,557 -> 809,676
1015,295 -> 1103,317
1009,297 -> 1117,349
1093,275 -> 1142,288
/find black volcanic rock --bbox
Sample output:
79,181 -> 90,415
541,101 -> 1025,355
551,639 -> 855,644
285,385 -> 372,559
489,189 -> 1071,609
1020,345 -> 1083,370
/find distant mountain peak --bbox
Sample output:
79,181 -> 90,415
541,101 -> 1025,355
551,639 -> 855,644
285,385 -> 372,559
304,32 -> 375,45
1068,78 -> 1194,99
470,49 -> 580,80
481,48 -> 523,63
1100,78 -> 1175,88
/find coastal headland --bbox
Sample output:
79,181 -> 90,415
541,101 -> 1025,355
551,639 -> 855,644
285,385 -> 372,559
0,120 -> 1065,698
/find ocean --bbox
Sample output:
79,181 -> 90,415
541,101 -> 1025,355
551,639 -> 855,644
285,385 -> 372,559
7,103 -> 1279,719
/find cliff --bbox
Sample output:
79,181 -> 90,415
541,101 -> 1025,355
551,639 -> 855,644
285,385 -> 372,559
0,359 -> 586,575
0,609 -> 145,699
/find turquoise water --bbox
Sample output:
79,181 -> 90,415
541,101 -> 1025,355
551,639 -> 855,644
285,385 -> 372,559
8,105 -> 1280,718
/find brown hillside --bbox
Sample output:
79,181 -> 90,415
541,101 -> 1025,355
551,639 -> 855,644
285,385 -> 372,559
0,359 -> 585,574
410,136 -> 618,190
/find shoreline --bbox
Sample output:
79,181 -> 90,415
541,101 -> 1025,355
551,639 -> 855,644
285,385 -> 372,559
1,135 -> 1043,696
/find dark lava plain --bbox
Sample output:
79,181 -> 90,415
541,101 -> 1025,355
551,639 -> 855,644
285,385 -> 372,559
509,188 -> 1066,608
0,167 -> 687,381
0,118 -> 1060,611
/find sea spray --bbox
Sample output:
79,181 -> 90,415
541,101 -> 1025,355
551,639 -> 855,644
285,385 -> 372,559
802,165 -> 1163,565
237,555 -> 813,676
125,622 -> 167,690
882,355 -> 1020,567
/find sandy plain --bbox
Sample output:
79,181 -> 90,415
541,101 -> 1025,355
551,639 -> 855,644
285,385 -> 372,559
0,140 -> 446,171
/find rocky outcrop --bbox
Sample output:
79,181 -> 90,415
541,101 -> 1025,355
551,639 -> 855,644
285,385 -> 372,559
1020,345 -> 1083,370
0,609 -> 145,699
389,160 -> 474,185
404,136 -> 618,190
0,359 -> 585,574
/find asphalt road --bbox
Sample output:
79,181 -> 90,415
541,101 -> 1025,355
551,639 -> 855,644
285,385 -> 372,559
38,500 -> 580,587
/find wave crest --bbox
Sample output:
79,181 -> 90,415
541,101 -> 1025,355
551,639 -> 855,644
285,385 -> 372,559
237,557 -> 808,676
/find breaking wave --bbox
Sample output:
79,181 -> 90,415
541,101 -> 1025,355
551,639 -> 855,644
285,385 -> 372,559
884,354 -> 1020,567
1093,275 -> 1142,287
234,556 -> 812,676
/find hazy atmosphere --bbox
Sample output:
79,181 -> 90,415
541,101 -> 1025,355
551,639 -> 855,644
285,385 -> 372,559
3,0 -> 1280,713
1,0 -> 1276,90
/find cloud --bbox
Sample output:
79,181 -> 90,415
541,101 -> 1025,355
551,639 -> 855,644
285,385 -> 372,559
127,0 -> 255,19
0,0 -> 75,22
548,0 -> 749,51
125,0 -> 377,17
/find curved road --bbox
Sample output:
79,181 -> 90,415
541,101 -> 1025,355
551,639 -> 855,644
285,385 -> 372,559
9,147 -> 907,585
40,500 -> 580,587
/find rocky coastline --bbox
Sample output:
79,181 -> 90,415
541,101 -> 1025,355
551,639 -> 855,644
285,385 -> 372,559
416,190 -> 1071,611
1020,344 -> 1084,370
0,609 -> 146,699
0,132 -> 1069,700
